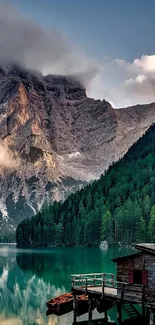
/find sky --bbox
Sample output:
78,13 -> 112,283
1,0 -> 155,107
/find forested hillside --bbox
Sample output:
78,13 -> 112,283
16,124 -> 155,247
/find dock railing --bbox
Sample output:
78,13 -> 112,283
71,273 -> 144,301
71,272 -> 117,296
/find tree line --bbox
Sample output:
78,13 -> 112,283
16,124 -> 155,247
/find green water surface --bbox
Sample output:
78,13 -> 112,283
0,245 -> 134,325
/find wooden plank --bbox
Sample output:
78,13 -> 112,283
72,285 -> 117,297
73,319 -> 116,325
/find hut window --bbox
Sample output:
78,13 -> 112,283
129,269 -> 148,285
133,270 -> 142,284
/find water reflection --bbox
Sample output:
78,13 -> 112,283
16,247 -> 122,288
0,245 -> 133,325
0,267 -> 64,324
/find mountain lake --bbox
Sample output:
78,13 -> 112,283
0,245 -> 135,325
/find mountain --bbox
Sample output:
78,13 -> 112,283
0,64 -> 155,240
16,124 -> 155,248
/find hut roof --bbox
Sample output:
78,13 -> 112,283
112,243 -> 155,262
134,243 -> 155,254
112,252 -> 141,262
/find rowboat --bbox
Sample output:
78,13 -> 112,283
76,295 -> 96,316
46,293 -> 95,316
46,293 -> 73,313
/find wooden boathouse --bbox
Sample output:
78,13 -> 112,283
71,244 -> 155,324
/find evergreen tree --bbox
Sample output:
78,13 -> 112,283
56,223 -> 64,246
102,210 -> 114,244
16,125 -> 155,248
149,206 -> 155,242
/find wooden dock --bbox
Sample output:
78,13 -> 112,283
71,272 -> 149,304
71,273 -> 117,324
72,273 -> 120,300
71,272 -> 152,324
46,244 -> 155,324
72,286 -> 117,298
68,244 -> 155,324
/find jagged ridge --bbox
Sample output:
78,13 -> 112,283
0,64 -> 155,240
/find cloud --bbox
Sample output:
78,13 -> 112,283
133,55 -> 155,73
0,3 -> 154,108
88,55 -> 155,107
116,55 -> 155,105
0,141 -> 20,170
125,74 -> 147,86
0,2 -> 98,86
115,55 -> 155,75
124,75 -> 155,103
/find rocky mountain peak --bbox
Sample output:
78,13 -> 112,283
44,74 -> 86,101
0,64 -> 155,240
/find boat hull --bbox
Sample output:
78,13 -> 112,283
46,293 -> 94,316
46,293 -> 73,314
46,301 -> 73,316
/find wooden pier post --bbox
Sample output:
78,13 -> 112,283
73,294 -> 77,324
88,297 -> 92,325
104,308 -> 108,320
149,308 -> 154,325
142,303 -> 145,318
117,302 -> 122,324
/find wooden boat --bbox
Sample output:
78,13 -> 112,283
77,295 -> 88,308
46,292 -> 73,313
46,305 -> 73,316
46,293 -> 95,316
76,295 -> 89,316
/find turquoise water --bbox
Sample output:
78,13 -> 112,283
0,245 -> 134,325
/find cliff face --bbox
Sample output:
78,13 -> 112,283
0,64 -> 155,238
